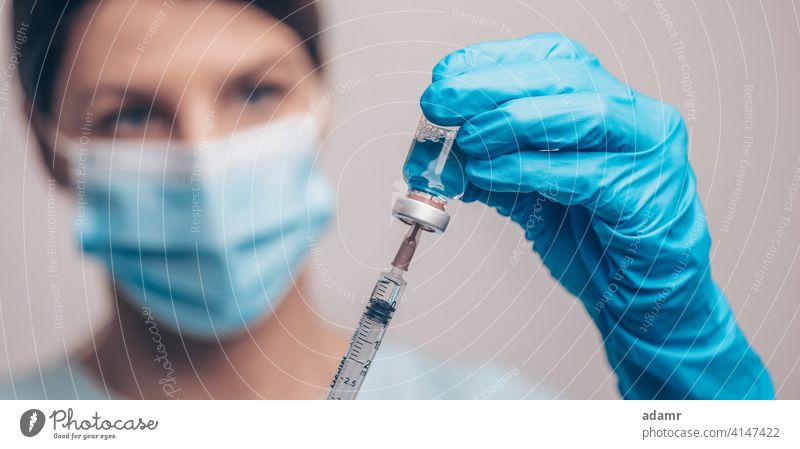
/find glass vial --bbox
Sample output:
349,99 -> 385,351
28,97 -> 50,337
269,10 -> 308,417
402,116 -> 467,201
393,116 -> 466,233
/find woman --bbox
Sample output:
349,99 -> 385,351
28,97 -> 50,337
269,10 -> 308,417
2,0 -> 772,399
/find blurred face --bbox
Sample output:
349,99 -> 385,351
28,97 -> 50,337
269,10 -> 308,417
38,1 -> 334,341
51,0 -> 319,142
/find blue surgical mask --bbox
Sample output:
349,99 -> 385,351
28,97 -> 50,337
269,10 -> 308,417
62,115 -> 333,339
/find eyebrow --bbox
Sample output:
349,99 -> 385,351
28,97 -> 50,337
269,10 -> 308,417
79,86 -> 157,111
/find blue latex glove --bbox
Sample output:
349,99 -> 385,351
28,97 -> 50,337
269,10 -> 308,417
421,33 -> 774,399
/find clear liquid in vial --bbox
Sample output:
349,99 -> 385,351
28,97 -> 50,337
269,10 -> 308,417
402,127 -> 468,200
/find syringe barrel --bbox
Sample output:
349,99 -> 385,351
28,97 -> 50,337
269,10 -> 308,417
326,270 -> 406,400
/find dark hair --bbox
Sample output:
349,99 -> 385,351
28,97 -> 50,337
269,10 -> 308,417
12,0 -> 323,116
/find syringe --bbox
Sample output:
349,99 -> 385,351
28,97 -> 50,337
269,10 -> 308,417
326,223 -> 422,400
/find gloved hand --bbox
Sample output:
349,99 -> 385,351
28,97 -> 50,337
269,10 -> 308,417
420,33 -> 774,399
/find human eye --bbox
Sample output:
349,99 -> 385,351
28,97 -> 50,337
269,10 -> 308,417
116,104 -> 151,127
95,101 -> 170,139
96,103 -> 151,134
242,82 -> 283,105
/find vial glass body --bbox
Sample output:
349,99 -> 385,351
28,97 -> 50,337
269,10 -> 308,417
401,116 -> 467,201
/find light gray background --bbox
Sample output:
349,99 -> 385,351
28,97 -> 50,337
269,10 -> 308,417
0,0 -> 798,399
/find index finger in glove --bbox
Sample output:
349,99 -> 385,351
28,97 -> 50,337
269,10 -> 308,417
432,32 -> 595,82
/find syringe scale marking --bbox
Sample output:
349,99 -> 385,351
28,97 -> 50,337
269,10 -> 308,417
326,225 -> 422,400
